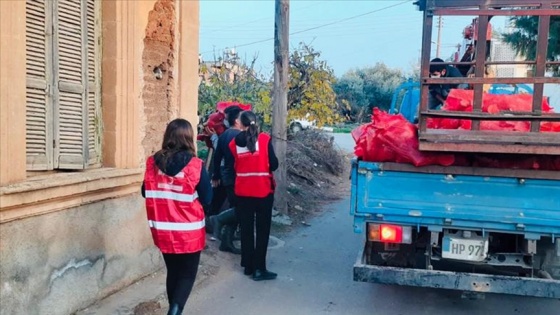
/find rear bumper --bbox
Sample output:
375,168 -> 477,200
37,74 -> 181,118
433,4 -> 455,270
354,246 -> 560,298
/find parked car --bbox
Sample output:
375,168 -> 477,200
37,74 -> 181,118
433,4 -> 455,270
290,114 -> 315,133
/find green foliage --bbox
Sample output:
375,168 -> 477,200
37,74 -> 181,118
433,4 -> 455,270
334,63 -> 405,122
198,58 -> 272,123
332,126 -> 353,134
502,16 -> 560,76
198,44 -> 344,128
196,141 -> 209,160
288,43 -> 343,126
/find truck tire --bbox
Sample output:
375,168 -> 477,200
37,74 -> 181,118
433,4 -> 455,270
291,122 -> 303,134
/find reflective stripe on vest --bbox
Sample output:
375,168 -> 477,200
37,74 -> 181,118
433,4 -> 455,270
236,172 -> 270,177
235,141 -> 260,155
148,219 -> 205,231
158,169 -> 185,178
145,190 -> 199,203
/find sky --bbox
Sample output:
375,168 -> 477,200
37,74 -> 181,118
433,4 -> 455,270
199,0 -> 509,77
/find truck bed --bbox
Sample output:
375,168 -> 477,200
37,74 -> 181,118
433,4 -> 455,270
350,160 -> 560,237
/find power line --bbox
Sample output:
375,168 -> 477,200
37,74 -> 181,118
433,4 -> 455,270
200,0 -> 414,55
291,0 -> 414,36
201,2 -> 322,35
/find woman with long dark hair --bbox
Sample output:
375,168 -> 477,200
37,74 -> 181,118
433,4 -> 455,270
142,118 -> 212,315
229,111 -> 279,281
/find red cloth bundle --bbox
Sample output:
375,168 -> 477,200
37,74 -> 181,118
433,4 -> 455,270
198,101 -> 253,148
353,109 -> 454,167
354,108 -> 559,171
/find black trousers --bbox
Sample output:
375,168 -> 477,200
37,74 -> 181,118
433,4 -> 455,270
237,194 -> 274,271
208,185 -> 227,216
225,185 -> 237,208
162,251 -> 201,310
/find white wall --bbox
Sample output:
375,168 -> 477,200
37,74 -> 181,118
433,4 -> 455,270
545,84 -> 560,112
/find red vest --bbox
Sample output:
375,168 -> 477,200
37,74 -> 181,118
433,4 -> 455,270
229,133 -> 275,198
144,156 -> 206,254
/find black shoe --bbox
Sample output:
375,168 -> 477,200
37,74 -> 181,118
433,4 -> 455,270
219,226 -> 241,255
244,267 -> 254,276
252,269 -> 277,281
167,303 -> 182,315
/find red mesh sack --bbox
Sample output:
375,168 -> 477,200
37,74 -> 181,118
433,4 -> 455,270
353,109 -> 454,167
216,101 -> 252,113
541,122 -> 560,133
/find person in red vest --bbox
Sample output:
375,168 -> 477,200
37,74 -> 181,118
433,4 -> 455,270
142,118 -> 212,315
229,111 -> 279,281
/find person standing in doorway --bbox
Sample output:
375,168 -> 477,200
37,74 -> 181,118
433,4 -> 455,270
230,111 -> 279,281
142,119 -> 212,315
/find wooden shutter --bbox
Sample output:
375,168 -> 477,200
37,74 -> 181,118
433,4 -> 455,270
25,0 -> 53,170
86,0 -> 100,167
53,0 -> 88,169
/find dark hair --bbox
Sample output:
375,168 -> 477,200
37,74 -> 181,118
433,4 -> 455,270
429,58 -> 446,74
239,111 -> 259,153
154,118 -> 196,170
225,106 -> 242,127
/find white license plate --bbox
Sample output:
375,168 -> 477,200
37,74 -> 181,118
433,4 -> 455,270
442,236 -> 488,262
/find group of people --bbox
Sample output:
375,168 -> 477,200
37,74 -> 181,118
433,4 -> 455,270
142,107 -> 278,315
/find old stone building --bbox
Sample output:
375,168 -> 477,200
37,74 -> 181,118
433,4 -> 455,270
0,0 -> 200,314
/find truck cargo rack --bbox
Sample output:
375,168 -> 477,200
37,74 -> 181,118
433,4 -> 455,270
417,0 -> 560,155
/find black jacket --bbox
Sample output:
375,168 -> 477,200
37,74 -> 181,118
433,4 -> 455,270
212,128 -> 241,186
430,65 -> 464,99
141,151 -> 212,206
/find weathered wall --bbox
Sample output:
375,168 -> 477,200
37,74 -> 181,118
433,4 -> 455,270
0,0 -> 200,313
142,0 -> 178,156
0,195 -> 160,315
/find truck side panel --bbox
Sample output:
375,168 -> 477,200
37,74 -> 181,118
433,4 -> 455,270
351,161 -> 560,237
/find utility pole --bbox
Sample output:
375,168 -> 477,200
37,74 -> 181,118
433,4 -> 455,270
436,15 -> 442,58
272,0 -> 289,215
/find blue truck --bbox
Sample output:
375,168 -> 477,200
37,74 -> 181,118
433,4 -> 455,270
352,1 -> 560,298
351,161 -> 560,298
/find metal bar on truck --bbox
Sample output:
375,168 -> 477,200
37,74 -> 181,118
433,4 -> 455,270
471,14 -> 489,131
531,14 -> 551,132
353,263 -> 560,299
376,162 -> 560,181
428,0 -> 557,9
419,131 -> 560,155
423,77 -> 560,85
433,9 -> 559,16
419,9 -> 434,133
422,110 -> 560,121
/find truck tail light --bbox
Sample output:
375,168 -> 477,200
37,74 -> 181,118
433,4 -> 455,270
368,223 -> 412,244
381,225 -> 402,243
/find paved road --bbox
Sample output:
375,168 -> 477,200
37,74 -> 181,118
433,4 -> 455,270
186,198 -> 559,315
331,132 -> 355,154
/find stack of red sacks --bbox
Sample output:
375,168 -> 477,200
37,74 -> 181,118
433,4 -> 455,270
352,108 -> 560,171
427,89 -> 560,132
352,108 -> 455,167
198,101 -> 252,149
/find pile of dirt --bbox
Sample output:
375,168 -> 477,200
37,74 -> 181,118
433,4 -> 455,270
284,130 -> 348,222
